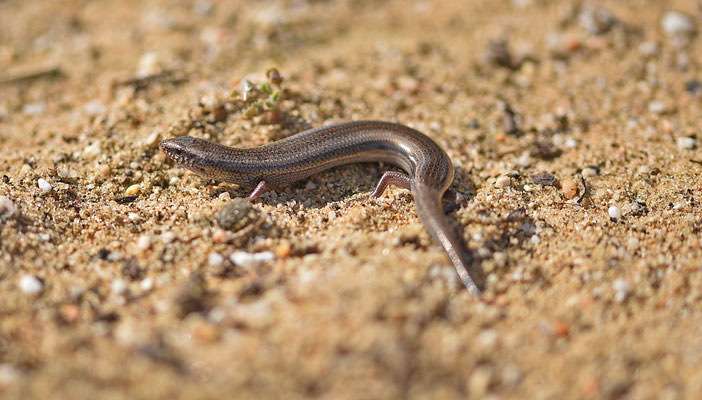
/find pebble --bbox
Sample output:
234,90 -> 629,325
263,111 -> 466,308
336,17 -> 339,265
142,132 -> 160,148
677,137 -> 696,150
612,278 -> 631,302
530,235 -> 540,244
215,198 -> 260,231
83,141 -> 102,159
608,205 -> 621,220
0,196 -> 19,218
137,234 -> 152,250
0,364 -> 19,386
208,253 -> 224,267
562,179 -> 578,199
136,52 -> 162,78
140,277 -> 154,291
275,241 -> 292,258
637,165 -> 651,174
111,279 -> 128,296
161,231 -> 177,243
125,184 -> 141,196
627,237 -> 640,250
19,275 -> 43,295
516,152 -> 532,167
97,164 -> 111,178
83,100 -> 107,116
647,101 -> 667,115
661,11 -> 696,37
22,101 -> 46,116
496,176 -> 511,188
229,251 -> 275,268
582,167 -> 598,178
218,191 -> 231,201
37,178 -> 52,193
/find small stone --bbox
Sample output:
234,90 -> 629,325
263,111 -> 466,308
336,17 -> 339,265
638,41 -> 659,56
578,5 -> 617,35
562,178 -> 578,199
218,192 -> 231,201
530,235 -> 540,244
582,167 -> 598,178
637,165 -> 651,174
0,196 -> 19,218
111,279 -> 128,296
215,198 -> 260,232
59,304 -> 80,323
83,141 -> 102,159
125,184 -> 141,196
627,237 -> 640,250
161,231 -> 177,243
608,206 -> 621,220
137,52 -> 162,78
327,210 -> 337,220
661,11 -> 696,38
275,241 -> 292,258
677,137 -> 697,150
613,278 -> 631,302
57,166 -> 70,178
83,100 -> 107,116
97,164 -> 111,177
137,234 -> 152,250
143,132 -> 161,148
192,321 -> 220,343
140,277 -> 154,291
685,80 -> 701,96
516,152 -> 532,167
496,176 -> 511,188
647,101 -> 667,115
37,178 -> 52,193
208,253 -> 224,267
229,251 -> 275,268
530,172 -> 557,186
212,228 -> 227,243
0,364 -> 20,386
19,275 -> 43,296
22,101 -> 46,116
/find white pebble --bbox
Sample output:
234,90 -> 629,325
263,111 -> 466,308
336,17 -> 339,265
19,275 -> 43,295
229,251 -> 275,268
612,278 -> 631,302
140,277 -> 154,291
627,237 -> 640,250
496,176 -> 512,188
57,166 -> 70,178
111,279 -> 128,296
37,178 -> 52,193
0,196 -> 19,218
83,100 -> 107,116
218,191 -> 231,201
143,132 -> 160,147
22,101 -> 46,116
137,234 -> 152,250
661,11 -> 696,37
516,152 -> 532,167
638,41 -> 659,56
647,101 -> 667,114
677,137 -> 696,150
169,176 -> 181,185
582,167 -> 598,178
637,165 -> 651,174
0,364 -> 20,385
161,231 -> 177,243
208,253 -> 224,267
529,235 -> 540,244
564,138 -> 577,148
327,210 -> 337,220
83,141 -> 102,159
128,212 -> 139,221
608,205 -> 621,219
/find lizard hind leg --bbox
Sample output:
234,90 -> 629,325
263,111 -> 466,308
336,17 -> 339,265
350,171 -> 412,202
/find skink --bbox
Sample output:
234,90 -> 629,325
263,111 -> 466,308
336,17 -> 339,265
160,120 -> 481,295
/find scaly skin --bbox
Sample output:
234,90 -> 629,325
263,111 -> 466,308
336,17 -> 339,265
160,120 -> 481,295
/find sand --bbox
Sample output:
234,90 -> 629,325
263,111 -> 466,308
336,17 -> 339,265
2,0 -> 702,398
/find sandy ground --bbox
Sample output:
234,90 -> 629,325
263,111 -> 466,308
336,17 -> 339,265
2,0 -> 702,398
